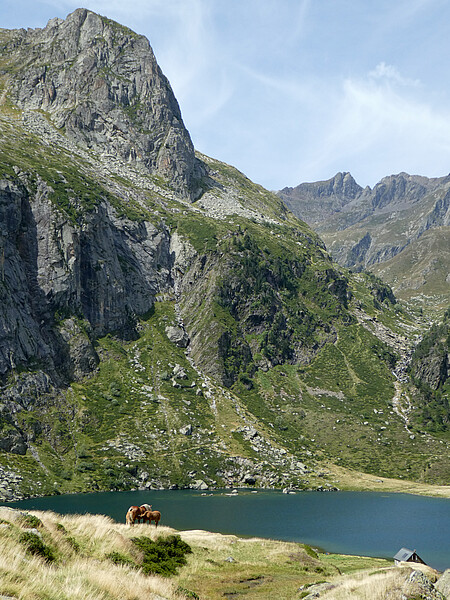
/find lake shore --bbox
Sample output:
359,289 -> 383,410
326,464 -> 450,498
6,487 -> 450,572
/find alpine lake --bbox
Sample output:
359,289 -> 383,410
5,489 -> 450,572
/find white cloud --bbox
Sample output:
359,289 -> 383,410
369,62 -> 420,87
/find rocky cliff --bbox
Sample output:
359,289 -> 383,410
0,10 -> 448,500
408,309 -> 449,432
1,8 -> 200,199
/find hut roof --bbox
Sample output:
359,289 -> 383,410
394,548 -> 415,562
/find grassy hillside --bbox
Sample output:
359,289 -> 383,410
0,506 -> 445,600
3,294 -> 448,500
370,227 -> 450,317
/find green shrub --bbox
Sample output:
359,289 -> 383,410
20,514 -> 43,528
66,536 -> 80,552
303,544 -> 319,559
131,534 -> 192,576
56,523 -> 79,551
106,551 -> 135,567
19,531 -> 56,562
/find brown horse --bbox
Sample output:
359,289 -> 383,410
142,509 -> 161,527
125,505 -> 152,525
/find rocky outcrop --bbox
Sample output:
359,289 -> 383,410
368,173 -> 432,211
344,232 -> 371,268
2,9 -> 200,199
410,323 -> 449,391
407,313 -> 449,431
0,180 -> 62,379
436,569 -> 450,598
411,350 -> 448,391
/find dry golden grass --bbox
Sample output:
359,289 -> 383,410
319,568 -> 407,599
315,563 -> 441,600
0,507 -> 181,600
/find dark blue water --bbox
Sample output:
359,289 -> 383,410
5,490 -> 450,571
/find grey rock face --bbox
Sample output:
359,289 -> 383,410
0,429 -> 27,455
279,172 -> 363,226
344,232 -> 371,268
410,346 -> 449,391
0,180 -> 59,378
4,9 -> 198,199
0,174 -> 174,379
58,318 -> 99,380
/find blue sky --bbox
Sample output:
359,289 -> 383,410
3,0 -> 450,190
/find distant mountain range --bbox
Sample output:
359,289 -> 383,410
278,172 -> 450,313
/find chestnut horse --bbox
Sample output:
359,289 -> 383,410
142,509 -> 161,527
125,504 -> 152,525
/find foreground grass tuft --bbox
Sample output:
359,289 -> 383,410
19,531 -> 56,562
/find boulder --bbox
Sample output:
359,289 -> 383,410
191,479 -> 208,490
166,326 -> 190,348
436,569 -> 450,598
179,424 -> 193,436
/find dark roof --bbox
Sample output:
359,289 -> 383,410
394,548 -> 414,561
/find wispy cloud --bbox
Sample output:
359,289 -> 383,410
369,62 -> 420,87
297,66 -> 450,186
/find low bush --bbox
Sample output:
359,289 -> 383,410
106,551 -> 135,567
131,534 -> 192,576
19,531 -> 56,562
20,514 -> 43,528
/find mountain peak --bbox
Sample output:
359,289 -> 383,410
277,171 -> 363,226
3,9 -> 198,199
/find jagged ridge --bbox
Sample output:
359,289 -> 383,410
278,171 -> 450,312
